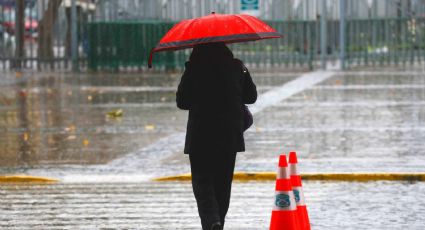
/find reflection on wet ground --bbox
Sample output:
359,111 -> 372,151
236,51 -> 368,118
245,71 -> 425,173
0,71 -> 299,169
0,70 -> 424,178
1,70 -> 425,230
0,72 -> 183,168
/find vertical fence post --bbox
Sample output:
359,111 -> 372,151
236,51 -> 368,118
340,0 -> 346,70
306,0 -> 313,70
71,0 -> 79,72
320,0 -> 327,69
14,0 -> 25,69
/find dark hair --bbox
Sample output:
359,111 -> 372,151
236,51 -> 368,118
189,42 -> 233,64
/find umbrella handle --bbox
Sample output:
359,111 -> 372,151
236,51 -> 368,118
148,48 -> 155,68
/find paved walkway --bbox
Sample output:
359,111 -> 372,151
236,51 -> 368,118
1,70 -> 424,176
0,182 -> 425,230
1,70 -> 425,229
1,180 -> 425,229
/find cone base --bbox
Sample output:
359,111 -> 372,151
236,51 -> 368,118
296,206 -> 311,230
270,210 -> 299,230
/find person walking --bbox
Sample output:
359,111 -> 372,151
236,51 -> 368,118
176,42 -> 257,230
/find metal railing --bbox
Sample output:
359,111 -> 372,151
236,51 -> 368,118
0,0 -> 95,71
86,16 -> 425,71
1,0 -> 425,71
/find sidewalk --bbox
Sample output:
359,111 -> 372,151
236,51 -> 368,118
1,69 -> 425,229
1,180 -> 424,229
1,70 -> 424,173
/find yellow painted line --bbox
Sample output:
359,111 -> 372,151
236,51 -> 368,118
0,175 -> 59,183
301,173 -> 425,182
153,172 -> 425,182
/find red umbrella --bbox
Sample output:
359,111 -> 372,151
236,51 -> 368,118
148,12 -> 282,68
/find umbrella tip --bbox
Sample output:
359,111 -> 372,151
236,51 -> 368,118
211,11 -> 215,14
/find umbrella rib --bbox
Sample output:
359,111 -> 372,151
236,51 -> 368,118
169,17 -> 200,44
233,14 -> 262,39
180,18 -> 197,41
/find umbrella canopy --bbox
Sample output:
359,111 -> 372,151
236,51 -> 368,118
148,12 -> 282,68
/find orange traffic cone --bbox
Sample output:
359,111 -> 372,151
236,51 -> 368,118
270,154 -> 300,230
289,151 -> 311,230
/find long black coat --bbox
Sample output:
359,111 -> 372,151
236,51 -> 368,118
176,59 -> 257,155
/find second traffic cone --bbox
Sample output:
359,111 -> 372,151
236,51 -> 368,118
289,151 -> 311,230
270,154 -> 299,230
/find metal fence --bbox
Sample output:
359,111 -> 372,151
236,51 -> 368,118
94,0 -> 425,21
86,17 -> 425,71
0,0 -> 95,70
1,0 -> 425,71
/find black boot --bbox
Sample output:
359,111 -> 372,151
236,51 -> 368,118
210,221 -> 222,230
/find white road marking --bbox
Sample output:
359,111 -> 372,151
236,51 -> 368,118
249,71 -> 336,114
99,71 -> 336,177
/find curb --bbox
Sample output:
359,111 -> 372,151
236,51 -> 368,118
153,172 -> 425,182
3,173 -> 424,183
0,175 -> 59,183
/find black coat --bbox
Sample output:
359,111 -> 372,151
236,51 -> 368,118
176,59 -> 257,155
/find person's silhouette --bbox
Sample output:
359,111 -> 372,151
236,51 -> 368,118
176,42 -> 257,230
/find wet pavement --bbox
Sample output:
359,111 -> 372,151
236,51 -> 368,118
242,71 -> 425,173
1,180 -> 425,230
1,70 -> 424,177
1,69 -> 425,229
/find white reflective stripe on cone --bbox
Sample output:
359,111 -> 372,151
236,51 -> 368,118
273,191 -> 297,211
289,164 -> 298,176
292,186 -> 306,206
277,167 -> 290,179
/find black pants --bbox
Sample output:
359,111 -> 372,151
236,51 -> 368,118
189,152 -> 237,230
